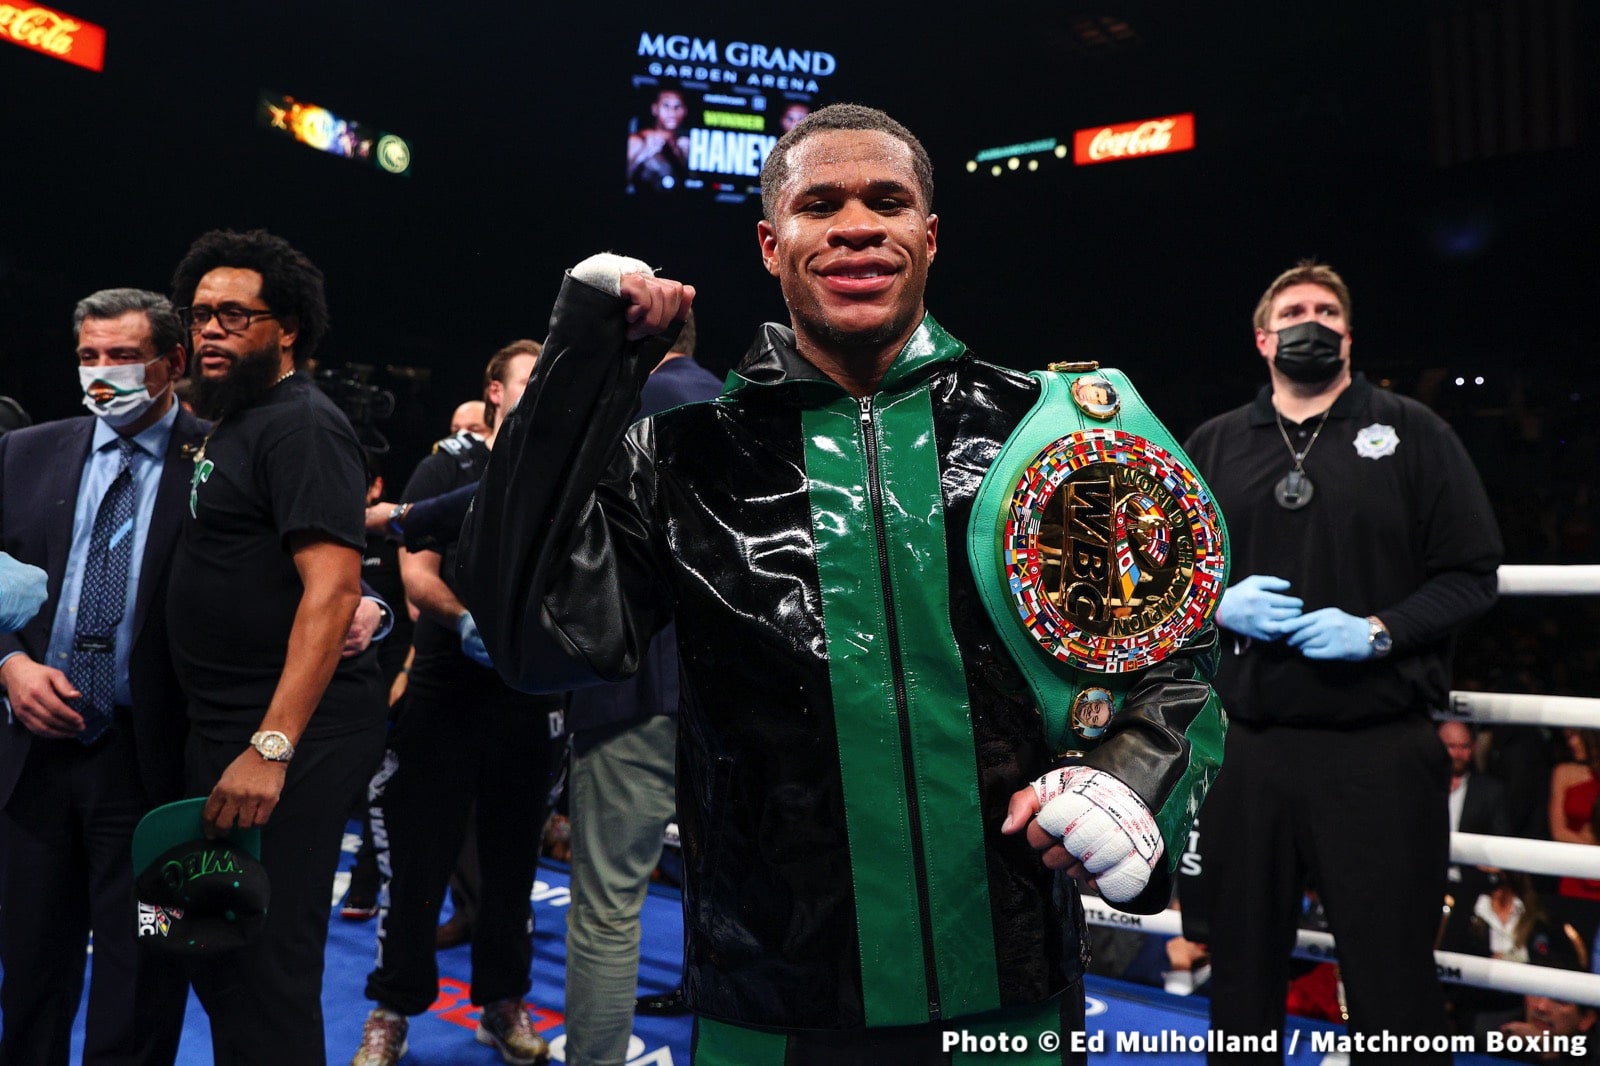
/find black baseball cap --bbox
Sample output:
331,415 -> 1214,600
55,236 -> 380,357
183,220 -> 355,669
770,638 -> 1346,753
132,798 -> 270,955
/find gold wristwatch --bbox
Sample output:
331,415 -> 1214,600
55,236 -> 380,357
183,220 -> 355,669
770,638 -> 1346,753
250,730 -> 294,763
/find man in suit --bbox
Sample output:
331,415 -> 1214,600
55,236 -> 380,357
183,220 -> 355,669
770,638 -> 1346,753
1441,719 -> 1512,899
1442,720 -> 1512,839
0,288 -> 200,1066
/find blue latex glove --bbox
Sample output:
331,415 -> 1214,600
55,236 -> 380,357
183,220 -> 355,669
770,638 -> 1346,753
1216,574 -> 1304,641
455,610 -> 493,668
0,552 -> 47,633
1282,607 -> 1373,661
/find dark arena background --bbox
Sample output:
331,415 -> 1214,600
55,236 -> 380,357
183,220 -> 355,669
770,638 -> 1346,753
1,1 -> 1598,1056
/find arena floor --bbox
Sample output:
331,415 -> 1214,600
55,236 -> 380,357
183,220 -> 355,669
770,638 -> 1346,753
29,826 -> 1506,1065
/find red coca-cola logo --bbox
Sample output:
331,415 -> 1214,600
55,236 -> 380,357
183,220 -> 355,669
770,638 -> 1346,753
0,3 -> 105,71
1074,113 -> 1195,166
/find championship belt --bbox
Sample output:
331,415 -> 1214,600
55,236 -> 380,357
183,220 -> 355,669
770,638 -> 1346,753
968,364 -> 1229,756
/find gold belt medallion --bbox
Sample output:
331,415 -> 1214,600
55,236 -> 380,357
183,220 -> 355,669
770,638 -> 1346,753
1003,428 -> 1225,673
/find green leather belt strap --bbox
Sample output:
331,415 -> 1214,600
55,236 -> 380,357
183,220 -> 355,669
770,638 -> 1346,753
966,367 -> 1227,754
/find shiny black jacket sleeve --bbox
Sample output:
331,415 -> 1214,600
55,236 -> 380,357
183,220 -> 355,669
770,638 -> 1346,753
456,274 -> 680,693
1081,625 -> 1225,914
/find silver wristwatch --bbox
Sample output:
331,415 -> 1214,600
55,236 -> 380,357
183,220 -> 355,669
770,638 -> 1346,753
250,730 -> 295,762
1366,616 -> 1393,658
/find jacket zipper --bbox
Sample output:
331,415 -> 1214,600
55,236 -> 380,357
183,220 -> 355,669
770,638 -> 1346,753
858,395 -> 942,1021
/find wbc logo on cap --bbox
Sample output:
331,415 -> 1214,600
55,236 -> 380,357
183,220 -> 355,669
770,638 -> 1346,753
136,902 -> 183,939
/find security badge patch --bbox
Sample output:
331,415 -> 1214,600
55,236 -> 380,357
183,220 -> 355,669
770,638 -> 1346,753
1353,423 -> 1399,460
1003,428 -> 1226,674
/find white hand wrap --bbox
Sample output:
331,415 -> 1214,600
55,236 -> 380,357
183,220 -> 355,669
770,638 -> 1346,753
1031,767 -> 1163,903
570,253 -> 655,296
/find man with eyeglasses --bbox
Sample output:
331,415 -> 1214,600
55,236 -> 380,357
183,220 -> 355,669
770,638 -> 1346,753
0,287 -> 199,1066
167,229 -> 387,1066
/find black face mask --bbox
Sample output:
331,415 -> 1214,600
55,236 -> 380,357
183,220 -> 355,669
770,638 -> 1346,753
1273,321 -> 1345,384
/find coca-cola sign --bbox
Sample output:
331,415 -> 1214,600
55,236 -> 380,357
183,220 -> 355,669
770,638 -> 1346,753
1073,113 -> 1195,166
0,3 -> 104,71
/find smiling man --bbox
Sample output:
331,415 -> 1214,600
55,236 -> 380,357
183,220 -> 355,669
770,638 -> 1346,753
461,105 -> 1224,1065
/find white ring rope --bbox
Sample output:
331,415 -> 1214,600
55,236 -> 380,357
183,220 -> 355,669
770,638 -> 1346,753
1449,832 -> 1600,879
1498,565 -> 1600,596
1080,901 -> 1600,1007
1441,691 -> 1600,729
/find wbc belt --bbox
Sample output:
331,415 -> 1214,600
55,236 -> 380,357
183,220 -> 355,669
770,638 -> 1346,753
968,364 -> 1228,755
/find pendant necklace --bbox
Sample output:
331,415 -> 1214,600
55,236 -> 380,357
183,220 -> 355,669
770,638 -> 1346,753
1272,406 -> 1331,511
192,369 -> 296,466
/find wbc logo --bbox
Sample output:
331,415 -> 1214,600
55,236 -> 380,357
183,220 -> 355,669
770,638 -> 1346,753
137,902 -> 183,938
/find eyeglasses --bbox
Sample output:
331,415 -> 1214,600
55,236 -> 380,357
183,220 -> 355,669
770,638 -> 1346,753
178,305 -> 277,332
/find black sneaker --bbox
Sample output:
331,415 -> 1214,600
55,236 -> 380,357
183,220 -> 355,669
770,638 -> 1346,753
340,883 -> 379,921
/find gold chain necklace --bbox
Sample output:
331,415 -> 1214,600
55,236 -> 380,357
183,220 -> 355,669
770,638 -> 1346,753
192,368 -> 296,466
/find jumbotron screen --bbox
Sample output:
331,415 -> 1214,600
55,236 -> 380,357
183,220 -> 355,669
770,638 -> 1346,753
626,31 -> 837,204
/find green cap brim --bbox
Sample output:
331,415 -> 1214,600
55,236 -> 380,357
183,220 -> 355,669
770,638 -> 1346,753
132,798 -> 263,874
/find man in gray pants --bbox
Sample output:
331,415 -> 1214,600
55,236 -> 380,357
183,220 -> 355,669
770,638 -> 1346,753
562,318 -> 720,1066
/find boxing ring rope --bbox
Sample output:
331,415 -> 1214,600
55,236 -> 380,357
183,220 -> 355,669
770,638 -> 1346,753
1080,902 -> 1600,1007
1497,564 -> 1600,596
1448,832 -> 1600,879
1081,896 -> 1600,1005
1081,564 -> 1600,1008
1446,832 -> 1600,879
1442,691 -> 1600,730
1441,564 -> 1600,727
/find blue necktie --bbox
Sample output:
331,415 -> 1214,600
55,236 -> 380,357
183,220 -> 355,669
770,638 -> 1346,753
70,437 -> 137,745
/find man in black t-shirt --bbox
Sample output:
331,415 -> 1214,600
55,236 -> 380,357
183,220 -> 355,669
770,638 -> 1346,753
354,340 -> 568,1066
1183,260 -> 1502,1063
168,229 -> 387,1066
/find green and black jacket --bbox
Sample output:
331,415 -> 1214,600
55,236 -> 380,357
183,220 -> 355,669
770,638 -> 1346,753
459,274 -> 1223,1031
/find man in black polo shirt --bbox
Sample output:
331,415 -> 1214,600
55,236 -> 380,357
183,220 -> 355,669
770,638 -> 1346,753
1183,260 -> 1503,1062
168,229 -> 386,1066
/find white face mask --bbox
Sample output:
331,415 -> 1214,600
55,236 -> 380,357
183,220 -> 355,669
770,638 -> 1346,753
79,358 -> 168,427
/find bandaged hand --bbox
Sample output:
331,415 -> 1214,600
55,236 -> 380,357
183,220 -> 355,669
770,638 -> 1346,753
1006,766 -> 1163,903
570,253 -> 694,341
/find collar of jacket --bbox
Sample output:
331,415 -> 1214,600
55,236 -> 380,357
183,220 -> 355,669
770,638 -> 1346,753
722,312 -> 966,404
